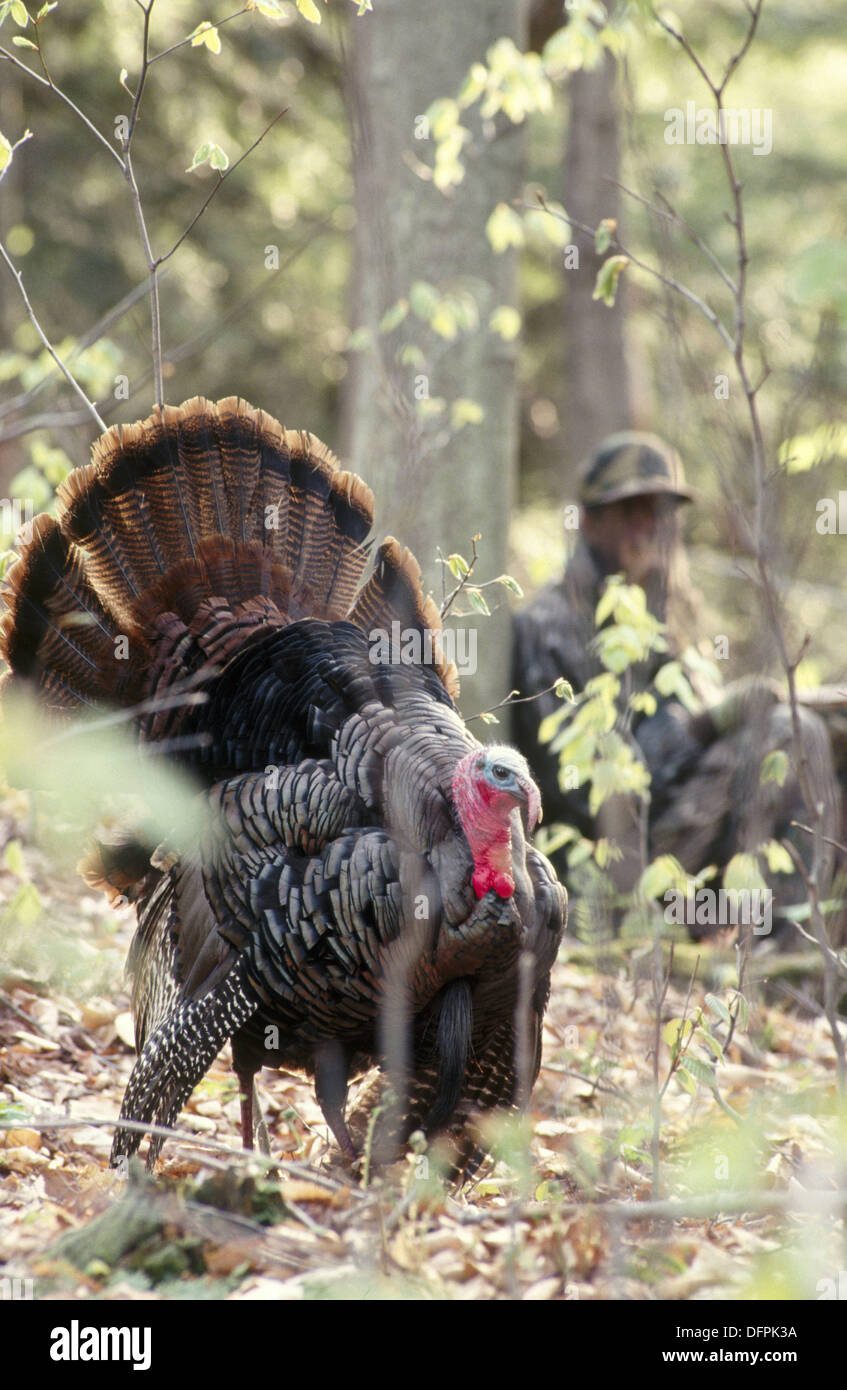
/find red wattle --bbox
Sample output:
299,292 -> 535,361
454,753 -> 521,901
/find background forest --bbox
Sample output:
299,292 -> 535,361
0,0 -> 846,1309
1,0 -> 845,710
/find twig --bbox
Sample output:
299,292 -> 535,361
525,195 -> 735,353
650,931 -> 673,1197
438,534 -> 481,620
0,1113 -> 352,1190
0,45 -> 124,168
792,822 -> 847,859
0,273 -> 167,429
156,107 -> 288,269
539,1061 -> 630,1101
0,990 -> 52,1038
658,952 -> 701,1101
0,243 -> 106,434
607,177 -> 737,297
118,2 -> 165,408
145,7 -> 251,69
0,220 -> 332,444
782,837 -> 847,1076
446,1187 -> 847,1225
465,678 -> 571,725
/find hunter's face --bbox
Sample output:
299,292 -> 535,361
581,494 -> 682,583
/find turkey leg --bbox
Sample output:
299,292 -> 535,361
314,1040 -> 358,1160
235,1068 -> 258,1151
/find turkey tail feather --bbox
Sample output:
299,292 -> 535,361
0,398 -> 448,718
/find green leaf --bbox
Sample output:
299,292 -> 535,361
567,837 -> 594,868
478,710 -> 500,725
186,141 -> 228,173
724,852 -> 768,895
189,21 -> 222,54
537,704 -> 569,745
465,587 -> 490,617
694,1026 -> 724,1061
761,839 -> 794,875
704,993 -> 731,1027
683,1056 -> 720,1092
592,254 -> 629,307
11,33 -> 36,46
457,62 -> 488,110
3,838 -> 26,876
778,422 -> 847,473
186,141 -> 211,172
346,326 -> 373,353
553,677 -> 573,702
426,98 -> 460,142
408,280 -> 439,321
732,993 -> 749,1031
488,305 -> 521,341
535,823 -> 576,857
451,397 -> 484,430
296,0 -> 322,23
378,298 -> 408,334
253,0 -> 286,13
595,218 -> 616,254
7,879 -> 43,926
640,854 -> 684,900
485,202 -> 524,254
398,344 -> 426,370
662,1017 -> 694,1053
495,573 -> 523,597
675,1066 -> 697,1096
36,1 -> 57,16
11,0 -> 29,24
629,690 -> 657,717
653,659 -> 700,713
0,130 -> 12,174
594,576 -> 622,628
759,749 -> 789,787
446,553 -> 469,579
415,396 -> 445,419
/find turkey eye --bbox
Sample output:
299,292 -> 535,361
492,765 -> 509,780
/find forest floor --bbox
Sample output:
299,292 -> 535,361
0,787 -> 844,1303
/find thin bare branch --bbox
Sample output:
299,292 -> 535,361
146,7 -> 251,68
0,242 -> 107,433
608,178 -> 738,297
157,107 -> 288,268
0,45 -> 124,169
525,197 -> 735,353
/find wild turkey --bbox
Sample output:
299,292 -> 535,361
0,397 -> 566,1168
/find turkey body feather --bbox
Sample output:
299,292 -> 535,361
0,397 -> 566,1168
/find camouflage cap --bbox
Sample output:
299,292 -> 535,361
579,432 -> 694,507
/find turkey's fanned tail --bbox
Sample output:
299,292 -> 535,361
0,397 -> 422,720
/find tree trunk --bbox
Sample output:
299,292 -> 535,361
562,48 -> 632,474
342,0 -> 525,722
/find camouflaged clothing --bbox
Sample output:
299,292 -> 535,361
579,431 -> 694,508
512,541 -> 840,942
511,540 -> 704,853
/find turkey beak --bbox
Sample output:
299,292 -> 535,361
514,777 -> 542,834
